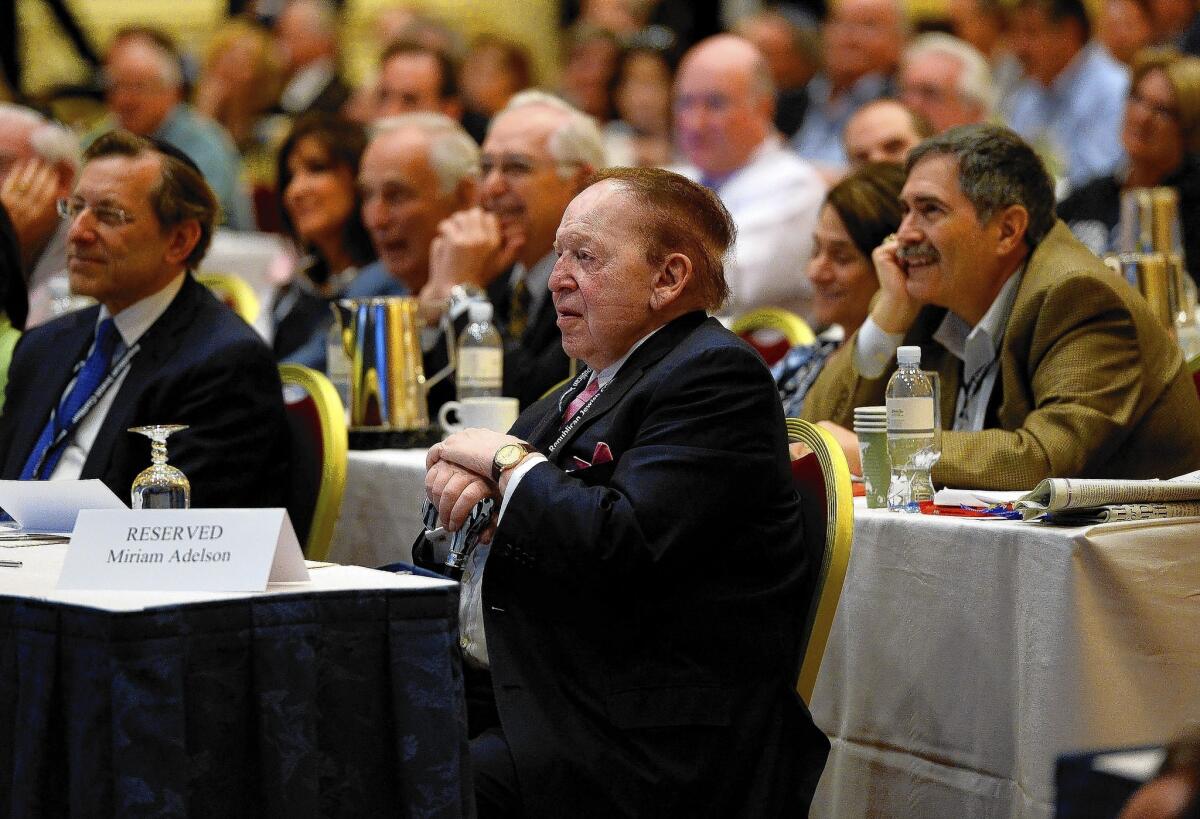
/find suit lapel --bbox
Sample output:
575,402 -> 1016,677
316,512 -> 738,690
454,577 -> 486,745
82,276 -> 201,478
532,311 -> 708,461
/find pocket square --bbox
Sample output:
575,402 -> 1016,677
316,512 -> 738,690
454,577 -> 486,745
592,442 -> 613,465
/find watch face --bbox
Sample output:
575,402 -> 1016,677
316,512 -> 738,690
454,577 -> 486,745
497,444 -> 524,467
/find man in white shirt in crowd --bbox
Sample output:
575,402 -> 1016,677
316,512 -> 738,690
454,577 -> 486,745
673,34 -> 827,323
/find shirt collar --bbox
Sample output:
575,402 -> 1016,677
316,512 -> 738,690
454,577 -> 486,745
1050,42 -> 1095,97
933,263 -> 1025,367
102,273 -> 186,347
594,326 -> 664,388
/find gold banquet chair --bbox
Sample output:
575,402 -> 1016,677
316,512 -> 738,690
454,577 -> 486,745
279,364 -> 348,561
197,272 -> 260,325
786,417 -> 854,705
731,307 -> 816,366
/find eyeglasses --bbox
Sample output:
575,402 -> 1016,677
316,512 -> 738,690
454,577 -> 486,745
57,197 -> 136,227
479,155 -> 581,180
1127,91 -> 1180,125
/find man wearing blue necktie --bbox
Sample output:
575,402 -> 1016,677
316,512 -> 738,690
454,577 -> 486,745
0,130 -> 289,507
425,167 -> 828,817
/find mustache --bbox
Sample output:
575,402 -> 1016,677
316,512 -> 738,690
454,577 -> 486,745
896,243 -> 938,263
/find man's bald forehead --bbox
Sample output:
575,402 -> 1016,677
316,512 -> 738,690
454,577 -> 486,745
678,34 -> 773,99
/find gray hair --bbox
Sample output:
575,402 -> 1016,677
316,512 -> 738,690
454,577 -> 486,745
907,124 -> 1055,248
371,112 -> 480,194
495,90 -> 605,178
0,103 -> 82,176
903,33 -> 996,116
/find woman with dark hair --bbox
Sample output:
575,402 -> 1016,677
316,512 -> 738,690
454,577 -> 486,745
272,113 -> 396,369
1059,49 -> 1200,284
775,161 -> 906,417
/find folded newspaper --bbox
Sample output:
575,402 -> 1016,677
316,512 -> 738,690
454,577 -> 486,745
1015,470 -> 1200,524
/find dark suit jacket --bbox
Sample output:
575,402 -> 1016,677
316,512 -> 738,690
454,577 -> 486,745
488,268 -> 571,409
483,311 -> 829,817
0,274 -> 290,507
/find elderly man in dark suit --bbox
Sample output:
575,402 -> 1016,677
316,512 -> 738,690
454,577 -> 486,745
426,167 -> 829,817
0,130 -> 289,507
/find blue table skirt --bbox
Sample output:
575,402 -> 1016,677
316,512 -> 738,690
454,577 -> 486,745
0,584 -> 471,818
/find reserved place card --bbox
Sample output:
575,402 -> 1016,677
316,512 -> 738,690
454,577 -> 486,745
58,508 -> 309,592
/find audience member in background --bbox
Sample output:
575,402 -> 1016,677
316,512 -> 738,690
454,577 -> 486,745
102,27 -> 254,229
899,33 -> 996,132
843,98 -> 931,166
791,0 -> 907,170
1058,50 -> 1200,284
0,203 -> 27,409
559,25 -> 622,123
0,104 -> 79,326
1099,0 -> 1157,63
273,0 -> 350,117
1149,0 -> 1199,46
1119,730 -> 1200,819
193,19 -> 284,153
459,35 -> 532,143
424,91 -> 602,407
358,112 -> 478,414
803,125 -> 1200,486
0,131 -> 289,506
272,114 -> 387,369
775,162 -> 905,417
674,35 -> 827,322
735,7 -> 822,137
947,0 -> 1024,103
359,112 -> 478,305
1004,0 -> 1130,194
603,46 -> 675,167
374,40 -> 463,124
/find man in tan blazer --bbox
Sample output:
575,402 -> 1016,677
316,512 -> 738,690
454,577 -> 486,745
802,124 -> 1200,490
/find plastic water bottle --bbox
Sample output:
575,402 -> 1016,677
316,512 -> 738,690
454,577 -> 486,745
326,321 -> 352,415
886,346 -> 938,512
456,301 -> 503,399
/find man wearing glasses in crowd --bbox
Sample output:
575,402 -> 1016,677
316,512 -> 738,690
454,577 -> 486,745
0,131 -> 289,507
425,90 -> 604,408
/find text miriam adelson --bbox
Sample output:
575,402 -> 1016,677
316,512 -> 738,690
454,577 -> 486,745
106,525 -> 232,563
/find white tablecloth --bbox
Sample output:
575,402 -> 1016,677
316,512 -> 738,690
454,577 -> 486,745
811,501 -> 1200,818
327,448 -> 430,568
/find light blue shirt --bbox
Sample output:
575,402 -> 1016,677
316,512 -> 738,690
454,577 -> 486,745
1001,43 -> 1129,195
789,72 -> 891,169
155,104 -> 255,230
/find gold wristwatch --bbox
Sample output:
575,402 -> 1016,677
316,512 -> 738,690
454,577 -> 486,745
492,442 -> 534,482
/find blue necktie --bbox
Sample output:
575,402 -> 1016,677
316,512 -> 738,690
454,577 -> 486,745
20,318 -> 120,480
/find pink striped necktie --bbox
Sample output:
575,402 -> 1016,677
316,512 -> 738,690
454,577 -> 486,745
563,377 -> 599,423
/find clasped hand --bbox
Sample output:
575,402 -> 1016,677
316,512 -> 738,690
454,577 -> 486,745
425,428 -> 525,533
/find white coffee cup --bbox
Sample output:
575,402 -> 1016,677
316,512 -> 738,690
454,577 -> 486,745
438,397 -> 520,434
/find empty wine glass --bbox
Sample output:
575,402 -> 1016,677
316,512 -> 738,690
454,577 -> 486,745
128,425 -> 190,509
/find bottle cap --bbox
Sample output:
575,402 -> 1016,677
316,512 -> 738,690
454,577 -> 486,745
468,301 -> 493,322
896,345 -> 922,365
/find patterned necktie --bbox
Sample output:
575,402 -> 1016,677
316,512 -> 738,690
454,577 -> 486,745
509,275 -> 530,342
563,377 -> 600,423
20,318 -> 120,480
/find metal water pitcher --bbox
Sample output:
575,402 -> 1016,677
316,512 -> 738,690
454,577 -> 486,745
330,297 -> 454,431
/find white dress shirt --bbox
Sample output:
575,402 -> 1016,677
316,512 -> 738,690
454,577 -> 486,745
675,135 -> 827,323
50,274 -> 185,481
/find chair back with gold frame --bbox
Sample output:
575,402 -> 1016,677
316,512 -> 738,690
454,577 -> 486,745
786,417 -> 854,705
1188,353 -> 1200,401
279,364 -> 348,561
197,272 -> 260,325
731,307 -> 816,365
